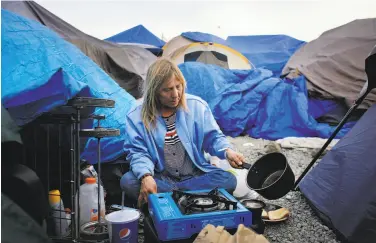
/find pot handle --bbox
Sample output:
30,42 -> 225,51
241,162 -> 252,170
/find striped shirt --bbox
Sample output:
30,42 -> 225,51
162,112 -> 198,180
165,122 -> 179,145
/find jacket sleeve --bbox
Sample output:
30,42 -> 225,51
202,103 -> 233,159
123,115 -> 155,180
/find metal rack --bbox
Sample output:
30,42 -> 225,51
21,97 -> 120,242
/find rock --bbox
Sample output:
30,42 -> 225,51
264,142 -> 282,154
243,142 -> 254,147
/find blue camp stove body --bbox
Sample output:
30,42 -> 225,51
148,188 -> 252,241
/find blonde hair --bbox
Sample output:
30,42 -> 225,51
141,58 -> 188,131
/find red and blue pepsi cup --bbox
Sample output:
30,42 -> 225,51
105,209 -> 140,243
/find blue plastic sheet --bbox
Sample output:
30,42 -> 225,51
2,9 -> 136,164
181,32 -> 228,46
105,24 -> 165,48
180,62 -> 353,140
226,35 -> 305,77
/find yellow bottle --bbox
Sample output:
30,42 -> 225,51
49,190 -> 69,236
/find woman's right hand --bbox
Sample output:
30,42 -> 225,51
138,175 -> 157,208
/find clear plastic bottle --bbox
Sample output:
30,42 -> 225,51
79,177 -> 105,226
49,190 -> 69,236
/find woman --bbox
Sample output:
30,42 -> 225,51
120,58 -> 245,206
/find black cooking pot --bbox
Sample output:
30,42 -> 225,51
241,152 -> 295,200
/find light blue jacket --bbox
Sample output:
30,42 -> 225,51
123,94 -> 233,180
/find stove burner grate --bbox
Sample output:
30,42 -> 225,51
173,188 -> 238,215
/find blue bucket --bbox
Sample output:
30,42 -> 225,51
105,209 -> 140,243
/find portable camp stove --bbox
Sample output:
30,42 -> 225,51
146,188 -> 252,242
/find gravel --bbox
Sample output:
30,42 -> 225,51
137,136 -> 341,243
228,136 -> 340,243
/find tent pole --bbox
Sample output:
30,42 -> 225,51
294,87 -> 371,190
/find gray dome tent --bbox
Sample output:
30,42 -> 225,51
282,18 -> 376,109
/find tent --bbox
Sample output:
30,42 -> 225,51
226,35 -> 305,76
107,42 -> 162,56
1,8 -> 136,164
169,42 -> 253,70
105,24 -> 165,48
163,32 -> 228,57
299,104 -> 376,243
282,18 -> 376,109
2,1 -> 156,99
105,24 -> 165,55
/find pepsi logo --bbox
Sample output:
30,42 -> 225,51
119,228 -> 131,240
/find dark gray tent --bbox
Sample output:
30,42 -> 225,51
282,18 -> 376,109
1,1 -> 156,99
300,104 -> 376,243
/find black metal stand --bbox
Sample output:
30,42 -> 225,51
74,108 -> 81,241
76,99 -> 119,240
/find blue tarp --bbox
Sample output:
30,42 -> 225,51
226,35 -> 305,77
300,104 -> 376,243
1,9 -> 136,164
180,62 -> 353,139
0,9 -> 356,166
105,24 -> 165,48
181,32 -> 228,46
308,99 -> 340,119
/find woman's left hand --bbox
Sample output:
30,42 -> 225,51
226,149 -> 245,169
